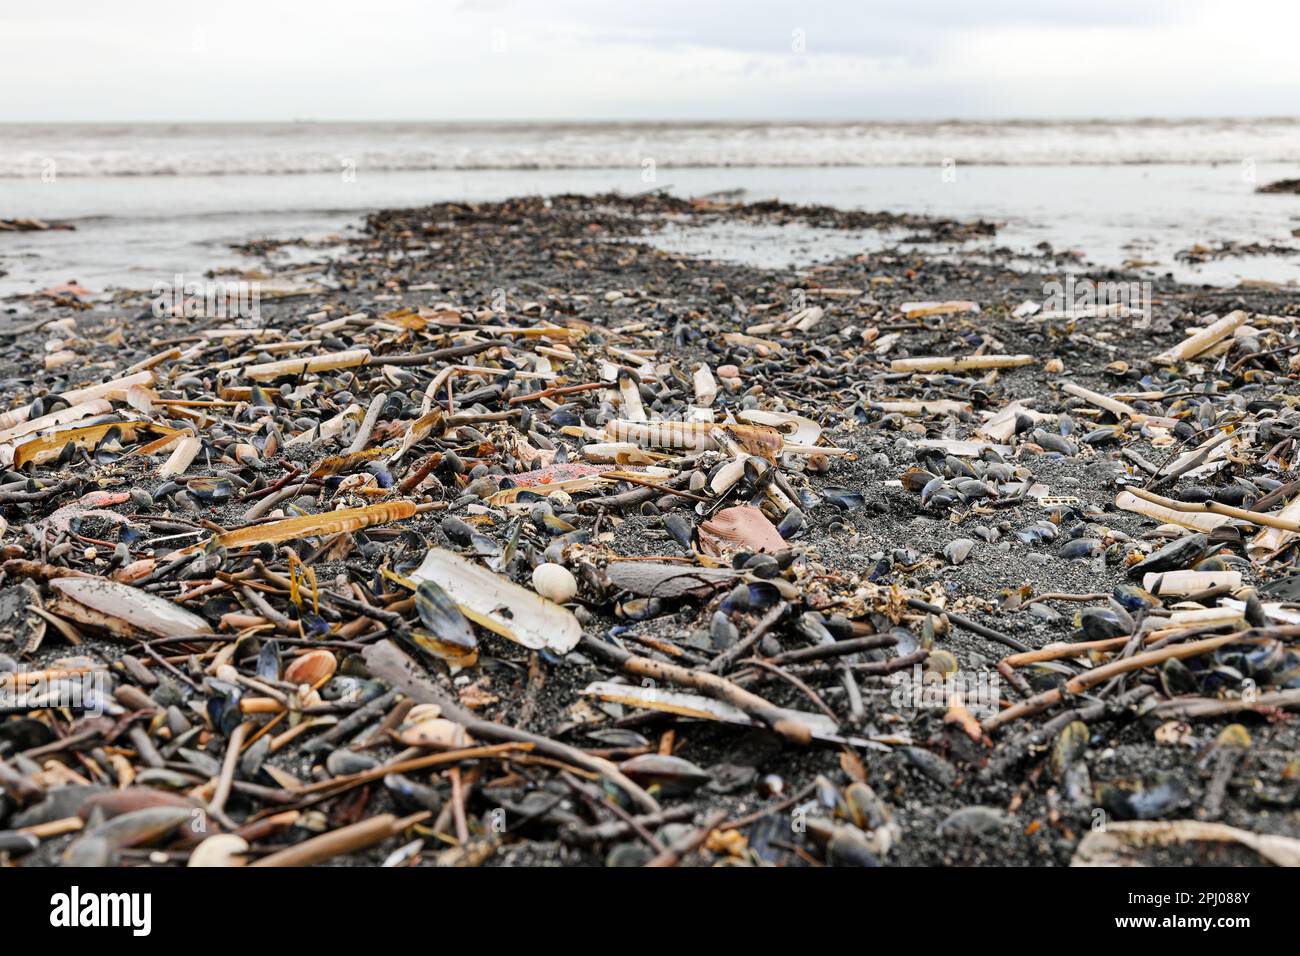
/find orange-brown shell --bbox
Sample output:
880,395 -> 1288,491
698,505 -> 787,557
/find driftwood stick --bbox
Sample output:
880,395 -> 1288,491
984,626 -> 1300,734
1125,486 -> 1300,533
988,686 -> 1155,774
360,640 -> 661,813
1146,687 -> 1300,720
582,635 -> 816,745
642,810 -> 728,867
561,805 -> 696,844
761,632 -> 896,666
906,598 -> 1031,653
249,814 -> 397,866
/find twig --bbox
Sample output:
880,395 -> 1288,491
561,771 -> 665,853
741,658 -> 840,723
643,810 -> 727,867
561,805 -> 695,844
705,601 -> 788,673
906,598 -> 1030,653
1125,486 -> 1300,532
249,814 -> 398,866
581,635 -> 816,745
1146,687 -> 1300,720
509,381 -> 604,405
761,632 -> 896,666
984,626 -> 1300,733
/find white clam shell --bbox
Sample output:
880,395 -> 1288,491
532,562 -> 578,604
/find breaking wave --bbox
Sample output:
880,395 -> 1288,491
2,118 -> 1299,178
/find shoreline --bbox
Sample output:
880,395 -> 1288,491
4,163 -> 1300,298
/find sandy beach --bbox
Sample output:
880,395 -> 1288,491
1,187 -> 1298,869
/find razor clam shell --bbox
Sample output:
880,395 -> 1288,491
1072,819 -> 1300,867
581,681 -> 898,751
604,561 -> 740,598
734,409 -> 821,446
50,577 -> 209,639
410,547 -> 580,654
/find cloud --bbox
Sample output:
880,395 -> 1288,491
0,0 -> 1295,120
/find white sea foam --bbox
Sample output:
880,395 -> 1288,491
3,118 -> 1299,178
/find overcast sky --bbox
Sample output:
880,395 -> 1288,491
4,0 -> 1298,122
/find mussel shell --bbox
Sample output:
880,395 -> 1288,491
1075,607 -> 1130,641
901,468 -> 937,493
937,805 -> 1009,837
1159,657 -> 1200,696
952,478 -> 993,500
384,773 -> 443,813
1016,520 -> 1059,545
1099,781 -> 1189,821
364,462 -> 395,488
0,717 -> 57,751
616,597 -> 664,621
1112,584 -> 1161,612
663,513 -> 694,549
1050,721 -> 1089,780
843,781 -> 892,832
822,486 -> 866,510
946,541 -> 977,564
708,611 -> 739,648
188,477 -> 234,504
776,506 -> 804,538
1031,429 -> 1077,455
1127,533 -> 1209,578
1058,538 -> 1101,559
205,679 -> 243,736
1082,425 -> 1124,445
0,831 -> 39,857
826,826 -> 881,867
904,747 -> 957,787
255,639 -> 281,682
441,516 -> 475,545
721,581 -> 781,613
411,581 -> 478,664
618,754 -> 712,795
240,736 -> 271,779
920,476 -> 948,507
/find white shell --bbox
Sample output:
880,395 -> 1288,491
188,834 -> 249,868
532,562 -> 578,604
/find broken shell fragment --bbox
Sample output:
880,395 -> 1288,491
284,649 -> 337,687
48,577 -> 209,640
396,717 -> 471,749
188,834 -> 250,867
699,505 -> 787,557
